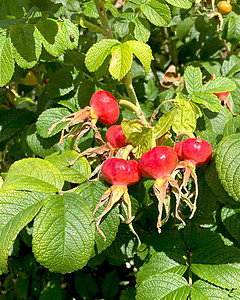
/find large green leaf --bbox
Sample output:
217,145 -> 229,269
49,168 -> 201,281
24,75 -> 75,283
85,39 -> 120,72
223,115 -> 240,136
0,109 -> 34,142
136,273 -> 190,300
109,43 -> 133,80
190,280 -> 231,300
221,206 -> 240,243
188,230 -> 240,289
36,107 -> 71,138
126,40 -> 153,74
172,98 -> 196,134
192,91 -> 222,112
165,0 -> 193,9
32,193 -> 95,273
0,31 -> 15,87
184,66 -> 202,95
133,17 -> 150,43
215,134 -> 240,202
37,18 -> 66,57
1,158 -> 64,193
0,191 -> 43,274
152,109 -> 177,139
140,0 -> 171,27
202,77 -> 236,93
75,181 -> 120,255
136,252 -> 187,285
10,24 -> 42,69
61,19 -> 79,50
45,150 -> 91,184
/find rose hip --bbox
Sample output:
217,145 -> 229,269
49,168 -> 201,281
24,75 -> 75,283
106,125 -> 129,149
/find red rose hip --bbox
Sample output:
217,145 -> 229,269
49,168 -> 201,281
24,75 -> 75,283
213,91 -> 230,99
106,125 -> 129,149
102,158 -> 141,186
90,90 -> 119,125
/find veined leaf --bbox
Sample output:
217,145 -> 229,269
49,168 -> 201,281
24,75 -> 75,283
126,40 -> 153,74
75,181 -> 120,255
37,18 -> 66,57
165,0 -> 194,9
129,127 -> 153,159
191,91 -> 222,112
85,39 -> 120,72
221,206 -> 240,243
121,119 -> 143,138
0,191 -> 43,274
184,66 -> 202,95
36,107 -> 71,138
32,193 -> 95,273
0,31 -> 15,87
223,115 -> 240,136
140,0 -> 171,27
45,150 -> 91,184
215,134 -> 240,202
202,77 -> 236,93
153,109 -> 177,139
109,43 -> 133,80
61,19 -> 79,50
136,273 -> 190,300
133,17 -> 150,43
1,158 -> 64,193
172,98 -> 196,134
10,24 -> 42,69
191,280 -> 231,300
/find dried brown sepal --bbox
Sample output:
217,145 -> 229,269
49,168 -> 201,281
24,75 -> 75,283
160,65 -> 184,88
219,96 -> 238,116
92,186 -> 140,244
173,161 -> 198,219
153,176 -> 182,233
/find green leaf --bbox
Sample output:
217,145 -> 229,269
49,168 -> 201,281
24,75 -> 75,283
172,98 -> 196,134
2,158 -> 64,193
121,119 -> 143,137
136,252 -> 187,285
223,115 -> 240,136
202,77 -> 236,93
221,206 -> 240,243
85,39 -> 120,72
133,17 -> 150,43
136,273 -> 190,300
109,43 -> 133,80
215,134 -> 240,202
191,280 -> 231,300
222,55 -> 240,77
45,150 -> 91,184
0,191 -> 43,274
32,193 -> 95,273
140,0 -> 171,27
47,67 -> 74,98
152,109 -> 177,139
10,24 -> 42,69
191,91 -> 222,112
176,17 -> 195,40
127,127 -> 153,159
184,66 -> 202,95
36,107 -> 71,138
188,230 -> 240,289
77,79 -> 96,109
227,16 -> 240,43
75,181 -> 120,255
26,124 -> 66,158
61,19 -> 79,50
0,31 -> 15,87
165,0 -> 193,9
82,0 -> 99,18
37,18 -> 66,57
102,270 -> 120,299
0,109 -> 34,142
126,40 -> 153,74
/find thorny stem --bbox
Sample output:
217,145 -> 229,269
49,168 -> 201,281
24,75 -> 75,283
93,0 -> 113,38
123,73 -> 148,125
119,99 -> 148,125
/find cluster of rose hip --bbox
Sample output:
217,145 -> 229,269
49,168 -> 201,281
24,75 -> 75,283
49,90 -> 213,242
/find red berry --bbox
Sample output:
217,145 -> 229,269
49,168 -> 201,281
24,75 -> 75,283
139,146 -> 178,180
45,78 -> 49,84
101,158 -> 141,186
106,125 -> 130,149
90,90 -> 119,125
213,91 -> 230,99
174,138 -> 212,168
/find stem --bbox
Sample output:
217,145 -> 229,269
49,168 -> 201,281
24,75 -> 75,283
150,100 -> 174,124
123,73 -> 148,125
177,131 -> 196,140
94,0 -> 113,39
80,18 -> 105,34
119,99 -> 147,125
116,145 -> 134,160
